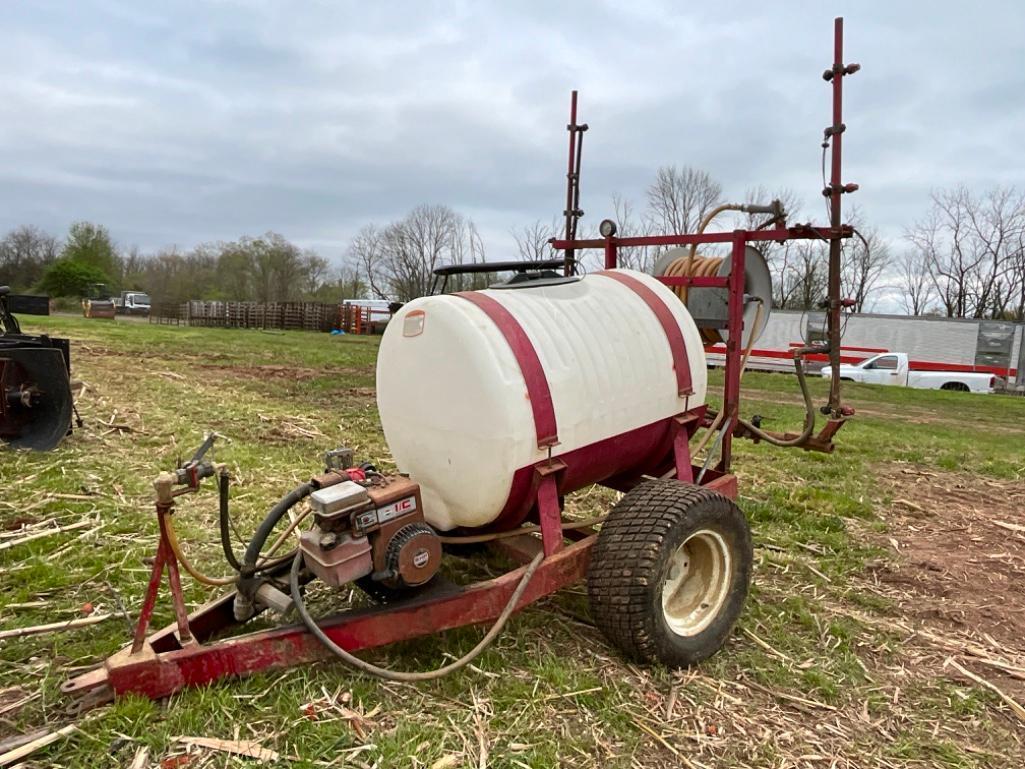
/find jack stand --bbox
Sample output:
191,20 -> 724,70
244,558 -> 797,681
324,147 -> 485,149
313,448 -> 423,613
130,474 -> 200,652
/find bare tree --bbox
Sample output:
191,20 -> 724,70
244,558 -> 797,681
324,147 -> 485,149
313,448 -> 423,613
0,225 -> 59,290
513,220 -> 557,261
964,186 -> 1025,317
449,217 -> 486,267
609,194 -> 654,272
306,260 -> 367,303
906,185 -> 1025,318
353,205 -> 486,301
786,242 -> 829,311
447,217 -> 491,292
906,207 -> 957,315
349,225 -> 387,299
840,210 -> 889,312
1009,230 -> 1025,320
765,241 -> 802,309
738,186 -> 803,306
300,251 -> 330,296
335,263 -> 367,301
381,205 -> 460,301
897,249 -> 934,315
645,166 -> 722,236
120,244 -> 145,287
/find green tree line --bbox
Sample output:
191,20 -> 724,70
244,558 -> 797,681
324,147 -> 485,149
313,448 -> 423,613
5,177 -> 1022,319
0,222 -> 365,306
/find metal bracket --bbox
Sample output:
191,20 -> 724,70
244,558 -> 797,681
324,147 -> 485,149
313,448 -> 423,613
822,62 -> 860,81
324,447 -> 355,471
534,459 -> 568,556
671,413 -> 700,483
821,182 -> 860,197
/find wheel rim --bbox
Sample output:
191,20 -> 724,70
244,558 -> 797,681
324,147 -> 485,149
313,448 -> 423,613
661,529 -> 732,637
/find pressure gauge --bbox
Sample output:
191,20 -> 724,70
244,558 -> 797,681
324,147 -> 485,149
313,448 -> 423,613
599,219 -> 617,238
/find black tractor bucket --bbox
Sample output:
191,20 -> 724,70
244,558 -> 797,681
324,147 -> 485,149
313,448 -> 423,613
0,346 -> 73,451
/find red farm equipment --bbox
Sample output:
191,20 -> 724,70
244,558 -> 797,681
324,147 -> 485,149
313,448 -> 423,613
65,18 -> 859,704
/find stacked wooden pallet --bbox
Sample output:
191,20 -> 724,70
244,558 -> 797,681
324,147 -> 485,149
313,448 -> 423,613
148,303 -> 182,325
152,300 -> 344,332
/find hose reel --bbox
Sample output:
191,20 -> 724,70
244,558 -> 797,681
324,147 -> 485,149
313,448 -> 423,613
653,245 -> 773,347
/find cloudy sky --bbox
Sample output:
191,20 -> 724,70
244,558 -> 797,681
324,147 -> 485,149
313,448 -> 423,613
2,0 -> 1023,281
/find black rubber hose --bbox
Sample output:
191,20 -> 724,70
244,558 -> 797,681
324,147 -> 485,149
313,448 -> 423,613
736,353 -> 817,446
242,483 -> 312,574
218,470 -> 243,572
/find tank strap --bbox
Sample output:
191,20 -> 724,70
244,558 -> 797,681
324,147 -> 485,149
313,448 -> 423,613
454,292 -> 559,449
596,271 -> 694,397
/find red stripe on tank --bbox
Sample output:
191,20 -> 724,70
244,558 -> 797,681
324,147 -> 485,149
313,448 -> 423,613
484,407 -> 706,531
596,270 -> 693,397
454,291 -> 559,449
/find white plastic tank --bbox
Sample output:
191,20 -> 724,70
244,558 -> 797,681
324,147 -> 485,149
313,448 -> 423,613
376,268 -> 707,531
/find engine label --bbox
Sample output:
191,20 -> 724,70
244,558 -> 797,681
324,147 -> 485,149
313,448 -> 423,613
354,496 -> 417,532
378,495 -> 417,523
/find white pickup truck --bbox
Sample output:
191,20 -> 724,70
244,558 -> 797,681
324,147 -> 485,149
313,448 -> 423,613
820,352 -> 998,393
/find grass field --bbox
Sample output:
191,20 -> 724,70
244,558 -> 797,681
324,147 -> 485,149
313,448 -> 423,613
2,315 -> 1025,768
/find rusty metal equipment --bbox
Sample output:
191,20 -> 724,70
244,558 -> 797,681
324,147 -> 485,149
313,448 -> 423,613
81,283 -> 115,319
0,286 -> 74,451
65,18 -> 859,704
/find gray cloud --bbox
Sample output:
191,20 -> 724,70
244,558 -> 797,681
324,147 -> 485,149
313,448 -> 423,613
2,0 -> 1024,291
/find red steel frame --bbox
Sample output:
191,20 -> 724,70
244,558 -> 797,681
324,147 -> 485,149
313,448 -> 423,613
63,436 -> 727,703
552,16 -> 857,469
554,226 -> 851,469
64,19 -> 854,705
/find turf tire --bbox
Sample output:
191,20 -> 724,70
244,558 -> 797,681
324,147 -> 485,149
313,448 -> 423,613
587,479 -> 752,667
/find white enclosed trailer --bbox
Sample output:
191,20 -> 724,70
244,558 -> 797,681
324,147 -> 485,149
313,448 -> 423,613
705,310 -> 1024,390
